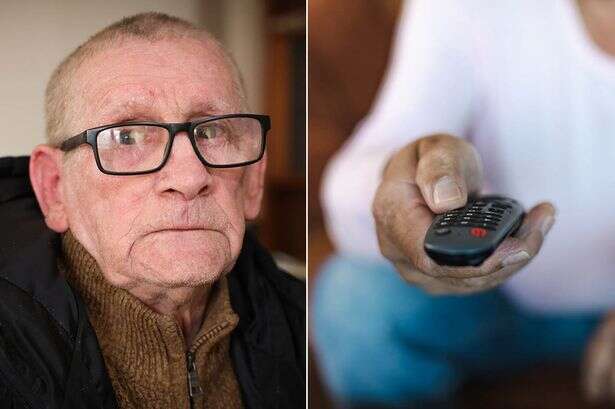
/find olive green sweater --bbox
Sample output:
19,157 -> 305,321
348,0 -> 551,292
59,231 -> 243,409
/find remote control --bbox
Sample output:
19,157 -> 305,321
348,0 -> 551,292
424,195 -> 525,266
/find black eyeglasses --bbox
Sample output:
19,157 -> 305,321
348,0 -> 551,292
60,113 -> 270,175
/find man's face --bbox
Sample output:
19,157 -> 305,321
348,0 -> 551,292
59,37 -> 263,289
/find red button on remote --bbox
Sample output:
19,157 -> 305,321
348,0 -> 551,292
470,227 -> 487,238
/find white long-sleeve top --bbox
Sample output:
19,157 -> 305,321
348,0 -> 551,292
321,0 -> 615,313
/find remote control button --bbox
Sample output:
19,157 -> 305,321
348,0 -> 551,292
469,221 -> 496,228
438,221 -> 450,227
469,216 -> 489,221
492,203 -> 512,210
481,224 -> 497,230
470,227 -> 488,237
435,228 -> 451,235
468,220 -> 488,225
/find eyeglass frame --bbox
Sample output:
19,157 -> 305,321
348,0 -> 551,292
59,113 -> 270,176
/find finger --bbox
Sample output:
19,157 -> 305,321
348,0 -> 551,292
448,262 -> 524,289
414,134 -> 483,214
391,260 -> 476,294
373,179 -> 434,270
515,201 -> 556,241
425,201 -> 556,279
478,201 -> 556,268
418,232 -> 533,280
391,257 -> 502,295
374,182 -> 503,282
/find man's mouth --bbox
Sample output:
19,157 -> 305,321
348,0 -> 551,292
160,227 -> 202,231
151,227 -> 204,234
148,226 -> 224,236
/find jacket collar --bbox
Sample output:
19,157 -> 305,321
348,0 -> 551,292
0,156 -> 78,337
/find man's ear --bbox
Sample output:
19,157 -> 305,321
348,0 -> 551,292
242,154 -> 267,220
29,145 -> 69,232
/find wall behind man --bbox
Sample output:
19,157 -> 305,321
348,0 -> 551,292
0,0 -> 265,155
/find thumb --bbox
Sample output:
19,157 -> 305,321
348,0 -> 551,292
414,135 -> 483,213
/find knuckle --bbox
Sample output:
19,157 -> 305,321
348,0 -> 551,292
461,275 -> 491,288
419,133 -> 458,147
427,145 -> 458,167
395,263 -> 423,284
372,191 -> 398,229
376,233 -> 401,262
410,251 -> 433,274
372,184 -> 394,222
499,237 -> 532,256
416,152 -> 459,189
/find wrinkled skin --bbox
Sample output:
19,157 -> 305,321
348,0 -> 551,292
30,36 -> 265,341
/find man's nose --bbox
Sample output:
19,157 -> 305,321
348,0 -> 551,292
156,132 -> 212,201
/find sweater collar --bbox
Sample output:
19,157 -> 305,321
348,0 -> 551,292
59,230 -> 238,347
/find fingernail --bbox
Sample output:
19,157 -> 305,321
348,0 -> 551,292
540,215 -> 555,236
433,176 -> 462,205
502,251 -> 530,267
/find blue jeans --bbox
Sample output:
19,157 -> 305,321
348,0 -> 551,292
312,256 -> 602,406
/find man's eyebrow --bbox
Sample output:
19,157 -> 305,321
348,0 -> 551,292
184,101 -> 234,120
99,100 -> 234,124
97,99 -> 157,124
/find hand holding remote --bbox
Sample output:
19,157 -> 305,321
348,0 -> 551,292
372,134 -> 556,294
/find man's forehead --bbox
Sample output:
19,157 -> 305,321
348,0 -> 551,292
85,35 -> 228,72
90,86 -> 237,125
73,37 -> 241,127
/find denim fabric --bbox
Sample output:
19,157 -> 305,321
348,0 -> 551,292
312,256 -> 601,406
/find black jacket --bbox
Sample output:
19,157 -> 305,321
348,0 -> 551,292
0,156 -> 305,409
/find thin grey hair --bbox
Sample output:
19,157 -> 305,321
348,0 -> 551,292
44,12 -> 247,147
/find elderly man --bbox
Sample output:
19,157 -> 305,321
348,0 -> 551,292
0,12 -> 304,409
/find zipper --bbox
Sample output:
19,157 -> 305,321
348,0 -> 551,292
187,351 -> 203,409
185,321 -> 232,408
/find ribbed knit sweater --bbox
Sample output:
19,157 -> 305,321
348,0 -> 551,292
58,231 -> 243,409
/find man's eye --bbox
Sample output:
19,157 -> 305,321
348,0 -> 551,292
195,126 -> 218,140
114,129 -> 141,145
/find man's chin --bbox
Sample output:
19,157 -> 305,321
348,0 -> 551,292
128,230 -> 234,287
131,255 -> 230,288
